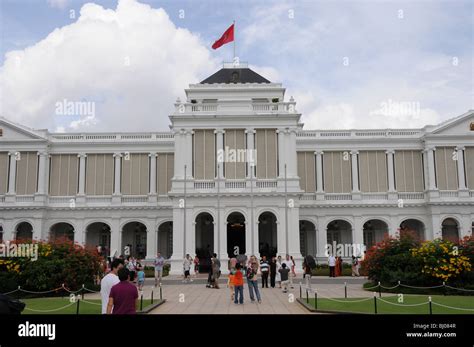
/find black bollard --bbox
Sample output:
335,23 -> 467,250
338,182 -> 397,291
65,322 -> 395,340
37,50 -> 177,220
76,299 -> 80,315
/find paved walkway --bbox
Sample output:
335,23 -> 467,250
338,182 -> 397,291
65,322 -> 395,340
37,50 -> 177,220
85,275 -> 370,314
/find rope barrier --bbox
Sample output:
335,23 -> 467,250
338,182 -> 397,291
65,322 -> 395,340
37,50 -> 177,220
431,301 -> 474,312
377,297 -> 429,307
18,287 -> 64,294
445,285 -> 474,292
80,299 -> 102,306
398,283 -> 445,289
23,302 -> 76,313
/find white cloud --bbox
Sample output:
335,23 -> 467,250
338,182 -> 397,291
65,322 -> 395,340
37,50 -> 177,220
1,0 -> 219,132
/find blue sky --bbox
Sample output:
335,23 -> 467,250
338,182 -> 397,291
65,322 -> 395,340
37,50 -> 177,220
0,0 -> 472,132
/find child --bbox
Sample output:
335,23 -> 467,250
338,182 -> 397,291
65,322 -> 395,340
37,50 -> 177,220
233,263 -> 244,304
279,263 -> 290,293
137,267 -> 145,291
227,269 -> 236,301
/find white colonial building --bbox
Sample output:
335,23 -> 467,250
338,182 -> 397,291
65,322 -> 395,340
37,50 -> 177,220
1,63 -> 473,274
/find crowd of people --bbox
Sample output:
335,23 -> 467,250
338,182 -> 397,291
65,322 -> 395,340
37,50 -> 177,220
99,250 -> 361,313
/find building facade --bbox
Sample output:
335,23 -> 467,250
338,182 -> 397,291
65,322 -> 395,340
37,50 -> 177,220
1,63 -> 473,274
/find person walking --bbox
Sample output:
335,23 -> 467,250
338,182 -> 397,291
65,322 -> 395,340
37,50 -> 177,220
279,263 -> 290,293
154,252 -> 166,287
193,255 -> 200,278
246,255 -> 261,303
106,268 -> 138,314
335,256 -> 343,277
328,254 -> 336,277
284,254 -> 294,289
183,254 -> 193,283
352,256 -> 360,277
302,257 -> 313,290
100,259 -> 123,314
260,255 -> 270,288
269,257 -> 277,288
276,255 -> 282,288
211,255 -> 221,289
234,263 -> 244,304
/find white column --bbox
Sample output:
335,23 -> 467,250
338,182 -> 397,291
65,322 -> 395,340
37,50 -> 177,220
149,153 -> 157,194
245,128 -> 256,178
36,151 -> 48,194
110,219 -> 121,258
422,150 -> 429,190
77,153 -> 87,195
287,128 -> 298,178
386,150 -> 395,192
113,153 -> 122,195
185,130 -> 193,179
456,146 -> 467,190
146,223 -> 157,260
316,217 -> 328,259
173,130 -> 184,179
7,151 -> 17,194
277,129 -> 286,178
350,150 -> 360,192
215,129 -> 225,178
426,147 -> 437,190
315,151 -> 323,193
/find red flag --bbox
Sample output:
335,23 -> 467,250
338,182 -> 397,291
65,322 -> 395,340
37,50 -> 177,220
212,24 -> 234,50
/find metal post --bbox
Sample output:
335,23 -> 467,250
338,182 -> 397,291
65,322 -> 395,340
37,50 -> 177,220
373,293 -> 378,314
344,282 -> 347,299
81,284 -> 84,300
306,289 -> 309,303
140,294 -> 143,311
160,284 -> 163,301
151,289 -> 154,304
233,20 -> 236,61
76,299 -> 80,315
429,296 -> 432,315
378,281 -> 382,298
217,163 -> 220,261
284,164 -> 289,256
183,165 -> 187,257
299,283 -> 302,298
314,291 -> 318,310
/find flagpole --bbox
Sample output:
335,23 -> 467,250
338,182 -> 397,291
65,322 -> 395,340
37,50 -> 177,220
233,20 -> 236,62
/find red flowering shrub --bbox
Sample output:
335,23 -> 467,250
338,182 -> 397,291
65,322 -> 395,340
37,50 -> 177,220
0,237 -> 104,293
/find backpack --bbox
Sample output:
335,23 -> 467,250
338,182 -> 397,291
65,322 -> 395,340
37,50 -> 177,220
246,267 -> 255,280
305,255 -> 317,269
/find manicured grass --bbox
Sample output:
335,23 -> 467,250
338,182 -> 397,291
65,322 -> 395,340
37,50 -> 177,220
21,297 -> 156,314
304,295 -> 474,314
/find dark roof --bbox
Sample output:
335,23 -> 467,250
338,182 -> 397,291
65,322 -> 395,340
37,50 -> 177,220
200,68 -> 271,84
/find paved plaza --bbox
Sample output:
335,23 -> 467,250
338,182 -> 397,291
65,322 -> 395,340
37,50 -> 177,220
86,275 -> 369,314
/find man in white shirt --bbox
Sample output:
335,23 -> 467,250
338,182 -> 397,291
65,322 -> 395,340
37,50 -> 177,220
283,254 -> 294,289
328,255 -> 336,278
100,259 -> 124,314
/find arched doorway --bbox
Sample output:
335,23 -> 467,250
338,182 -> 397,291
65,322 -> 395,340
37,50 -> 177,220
258,212 -> 277,258
195,212 -> 214,273
299,220 -> 316,257
0,225 -> 3,243
399,219 -> 425,241
86,222 -> 111,257
50,222 -> 74,242
16,222 -> 33,241
157,221 -> 173,259
363,219 -> 388,248
441,218 -> 459,243
326,220 -> 353,256
227,212 -> 246,258
121,222 -> 147,259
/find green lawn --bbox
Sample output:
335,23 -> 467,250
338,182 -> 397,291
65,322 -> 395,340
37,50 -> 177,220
21,297 -> 156,314
304,295 -> 474,314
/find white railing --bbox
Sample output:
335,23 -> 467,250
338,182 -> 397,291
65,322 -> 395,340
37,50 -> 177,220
398,192 -> 425,200
325,193 -> 352,201
190,104 -> 218,112
256,180 -> 278,188
470,191 -> 474,198
121,195 -> 148,203
300,194 -> 316,200
86,196 -> 112,204
16,195 -> 35,203
361,193 -> 388,200
49,196 -> 75,204
0,195 -> 5,203
225,180 -> 246,189
439,190 -> 459,198
50,133 -> 173,142
194,180 -> 215,189
297,129 -> 423,138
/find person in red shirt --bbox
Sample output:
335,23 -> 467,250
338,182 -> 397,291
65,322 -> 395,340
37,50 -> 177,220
233,263 -> 244,304
107,268 -> 138,314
